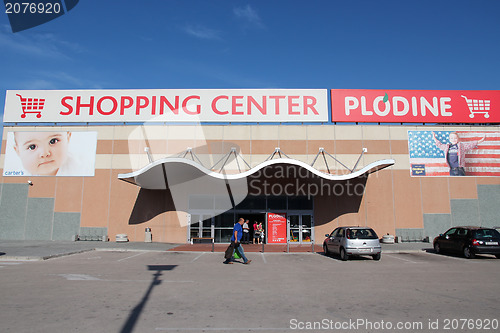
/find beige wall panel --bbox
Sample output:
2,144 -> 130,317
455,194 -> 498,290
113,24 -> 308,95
278,140 -> 307,155
95,154 -> 113,169
391,154 -> 411,170
363,170 -> 395,235
421,177 -> 451,214
279,125 -> 307,140
335,126 -> 362,140
306,125 -> 334,141
222,140 -> 251,155
363,154 -> 395,167
389,126 -> 417,140
307,140 -> 335,155
54,177 -> 83,212
362,125 -> 390,140
392,170 -> 423,229
1,140 -> 6,155
112,126 -> 136,140
363,140 -> 391,154
107,170 -> 139,239
198,126 -> 224,140
166,126 -> 198,140
96,140 -> 113,154
335,140 -> 363,154
164,211 -> 188,243
250,126 -> 279,140
391,140 -> 409,155
112,140 -> 130,154
1,175 -> 29,184
448,177 -> 478,199
166,140 -> 197,154
91,126 -> 115,140
337,212 -> 364,227
80,169 -> 111,228
140,125 -> 169,139
476,178 -> 500,185
334,154 -> 362,171
223,125 -> 251,140
251,140 -> 280,155
27,177 -> 56,198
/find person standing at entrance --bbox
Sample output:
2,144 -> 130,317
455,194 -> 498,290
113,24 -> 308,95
223,218 -> 252,264
242,219 -> 250,244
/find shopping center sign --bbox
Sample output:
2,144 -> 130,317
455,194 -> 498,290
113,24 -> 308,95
331,89 -> 500,123
3,89 -> 328,123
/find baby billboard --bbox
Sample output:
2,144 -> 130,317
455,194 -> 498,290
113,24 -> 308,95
408,131 -> 500,177
3,131 -> 97,177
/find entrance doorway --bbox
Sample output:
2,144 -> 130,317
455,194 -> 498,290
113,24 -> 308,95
189,214 -> 213,239
288,214 -> 314,243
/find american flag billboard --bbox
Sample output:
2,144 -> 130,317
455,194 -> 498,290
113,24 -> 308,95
408,130 -> 500,177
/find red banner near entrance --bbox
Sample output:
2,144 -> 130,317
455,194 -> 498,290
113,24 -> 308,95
267,213 -> 287,244
331,89 -> 500,123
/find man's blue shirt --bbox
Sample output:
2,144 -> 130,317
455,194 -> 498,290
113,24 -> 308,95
231,223 -> 243,242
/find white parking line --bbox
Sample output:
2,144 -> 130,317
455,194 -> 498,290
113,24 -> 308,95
384,254 -> 420,263
117,252 -> 145,262
190,252 -> 205,262
260,253 -> 267,264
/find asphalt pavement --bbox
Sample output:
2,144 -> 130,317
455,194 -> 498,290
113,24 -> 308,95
0,240 -> 432,261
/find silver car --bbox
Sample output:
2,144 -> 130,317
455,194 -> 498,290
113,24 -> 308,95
323,226 -> 381,261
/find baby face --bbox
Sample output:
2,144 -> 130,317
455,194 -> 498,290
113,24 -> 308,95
14,132 -> 71,176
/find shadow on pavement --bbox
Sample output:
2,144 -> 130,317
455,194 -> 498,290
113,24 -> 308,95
120,265 -> 177,333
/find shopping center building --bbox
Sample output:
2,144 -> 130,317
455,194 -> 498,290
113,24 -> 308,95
1,89 -> 499,244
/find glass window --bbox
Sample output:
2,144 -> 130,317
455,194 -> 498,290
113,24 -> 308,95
288,196 -> 313,210
444,228 -> 457,236
234,196 -> 266,210
214,212 -> 235,228
268,196 -> 287,210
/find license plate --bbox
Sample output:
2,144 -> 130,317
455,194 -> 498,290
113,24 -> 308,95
485,242 -> 498,245
359,248 -> 371,252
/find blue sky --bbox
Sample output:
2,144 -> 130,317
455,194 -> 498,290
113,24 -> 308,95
1,0 -> 499,121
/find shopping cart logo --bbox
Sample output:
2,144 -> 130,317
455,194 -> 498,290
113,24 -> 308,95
461,95 -> 490,119
16,94 -> 44,119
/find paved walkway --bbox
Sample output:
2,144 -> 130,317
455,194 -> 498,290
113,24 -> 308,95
0,240 -> 433,260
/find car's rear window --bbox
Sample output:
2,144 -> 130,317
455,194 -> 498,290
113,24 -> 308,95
347,228 -> 378,239
473,229 -> 500,239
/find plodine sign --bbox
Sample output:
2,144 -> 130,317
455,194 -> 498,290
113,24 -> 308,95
331,89 -> 500,123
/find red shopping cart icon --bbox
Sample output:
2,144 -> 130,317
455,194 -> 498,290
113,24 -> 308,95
17,94 -> 44,118
461,95 -> 490,119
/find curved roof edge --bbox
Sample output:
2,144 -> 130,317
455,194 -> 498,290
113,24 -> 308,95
118,158 -> 395,189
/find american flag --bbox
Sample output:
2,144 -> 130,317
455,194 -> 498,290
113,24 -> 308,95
408,130 -> 500,176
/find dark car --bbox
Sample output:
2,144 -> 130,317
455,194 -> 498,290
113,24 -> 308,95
433,226 -> 500,259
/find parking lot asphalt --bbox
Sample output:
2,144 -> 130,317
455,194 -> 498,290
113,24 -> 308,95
1,247 -> 499,333
0,240 -> 431,261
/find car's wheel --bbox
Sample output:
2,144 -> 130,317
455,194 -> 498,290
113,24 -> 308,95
434,242 -> 441,254
323,243 -> 330,256
463,246 -> 475,259
372,253 -> 381,261
340,248 -> 349,261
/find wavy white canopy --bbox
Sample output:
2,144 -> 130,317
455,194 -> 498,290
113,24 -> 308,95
118,158 -> 395,190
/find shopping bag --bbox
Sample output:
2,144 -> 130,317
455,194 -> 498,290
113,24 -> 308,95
234,248 -> 241,259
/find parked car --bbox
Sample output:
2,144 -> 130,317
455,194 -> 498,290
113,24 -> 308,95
323,227 -> 381,261
433,226 -> 500,259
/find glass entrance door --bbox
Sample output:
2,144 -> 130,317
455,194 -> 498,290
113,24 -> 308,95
288,214 -> 314,244
189,214 -> 214,240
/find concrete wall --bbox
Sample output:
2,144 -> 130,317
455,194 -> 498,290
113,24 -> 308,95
1,124 -> 499,243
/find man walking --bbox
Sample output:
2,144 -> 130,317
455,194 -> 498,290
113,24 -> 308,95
223,218 -> 252,265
